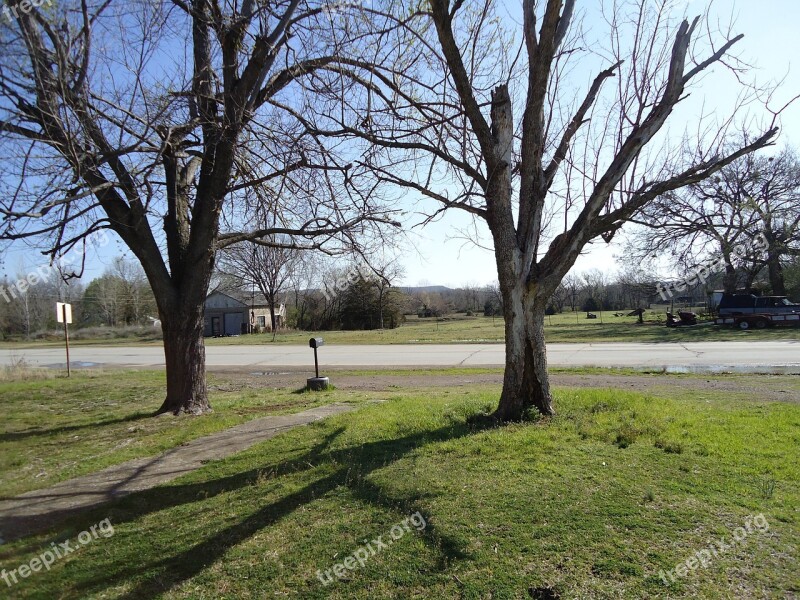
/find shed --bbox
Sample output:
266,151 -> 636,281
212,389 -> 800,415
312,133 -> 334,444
204,291 -> 248,336
204,290 -> 287,336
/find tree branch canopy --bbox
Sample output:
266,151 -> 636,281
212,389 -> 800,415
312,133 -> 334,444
0,0 -> 401,311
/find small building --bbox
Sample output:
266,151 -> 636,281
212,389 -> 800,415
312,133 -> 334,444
203,291 -> 286,336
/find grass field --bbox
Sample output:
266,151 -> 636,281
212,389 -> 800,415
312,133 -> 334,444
0,370 -> 797,598
4,310 -> 800,349
226,312 -> 800,345
0,370 -> 360,497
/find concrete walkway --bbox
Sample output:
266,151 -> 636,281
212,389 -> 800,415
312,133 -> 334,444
0,403 -> 354,542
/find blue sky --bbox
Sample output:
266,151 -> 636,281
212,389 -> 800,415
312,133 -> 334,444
2,0 -> 799,289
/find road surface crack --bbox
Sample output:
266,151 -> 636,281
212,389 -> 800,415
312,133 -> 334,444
678,343 -> 703,357
458,347 -> 485,366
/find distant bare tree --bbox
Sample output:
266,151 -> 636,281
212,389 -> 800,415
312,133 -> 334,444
561,274 -> 582,314
550,283 -> 567,313
582,269 -> 610,315
632,147 -> 800,295
218,238 -> 298,340
363,257 -> 404,329
617,266 -> 656,320
112,257 -> 153,325
286,251 -> 318,327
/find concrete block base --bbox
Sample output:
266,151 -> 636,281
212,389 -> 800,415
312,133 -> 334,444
306,376 -> 331,391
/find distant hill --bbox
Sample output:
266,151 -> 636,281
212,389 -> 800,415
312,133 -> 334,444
397,285 -> 453,294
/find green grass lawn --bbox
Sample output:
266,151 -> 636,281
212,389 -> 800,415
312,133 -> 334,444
4,311 -> 800,349
210,312 -> 800,345
0,370 -> 362,497
0,372 -> 797,598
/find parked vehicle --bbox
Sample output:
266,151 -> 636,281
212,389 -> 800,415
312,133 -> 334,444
715,294 -> 800,330
666,311 -> 698,327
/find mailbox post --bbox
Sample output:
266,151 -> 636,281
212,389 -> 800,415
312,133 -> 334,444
307,338 -> 330,391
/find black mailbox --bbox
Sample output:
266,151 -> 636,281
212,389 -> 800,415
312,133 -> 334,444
308,337 -> 326,384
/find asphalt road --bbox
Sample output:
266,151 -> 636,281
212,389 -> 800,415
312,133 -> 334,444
2,341 -> 799,372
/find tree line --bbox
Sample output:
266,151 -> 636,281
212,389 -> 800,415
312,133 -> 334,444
0,258 -> 157,339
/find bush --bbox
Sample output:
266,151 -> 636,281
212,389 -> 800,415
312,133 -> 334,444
483,300 -> 502,317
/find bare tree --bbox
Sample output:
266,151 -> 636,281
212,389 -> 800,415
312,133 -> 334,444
483,282 -> 503,320
582,269 -> 609,319
112,257 -> 154,325
0,1 -> 398,413
629,146 -> 800,294
307,0 -> 781,419
285,251 -> 318,327
724,149 -> 800,294
218,238 -> 298,340
361,256 -> 404,329
549,282 -> 567,313
617,266 -> 656,320
86,274 -> 122,327
561,274 -> 582,314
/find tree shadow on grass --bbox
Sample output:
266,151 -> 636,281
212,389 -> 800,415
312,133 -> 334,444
40,417 -> 495,598
0,411 -> 154,443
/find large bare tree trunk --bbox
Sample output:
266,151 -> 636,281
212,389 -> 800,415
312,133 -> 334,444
487,86 -> 554,422
495,279 -> 527,421
722,260 -> 738,293
494,279 -> 554,421
268,292 -> 278,342
763,231 -> 787,295
152,243 -> 215,415
158,302 -> 210,415
521,300 -> 554,415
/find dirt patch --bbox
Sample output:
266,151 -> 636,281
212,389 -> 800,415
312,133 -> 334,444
210,369 -> 800,404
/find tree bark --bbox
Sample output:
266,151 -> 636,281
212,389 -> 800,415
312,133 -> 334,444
485,84 -> 555,422
157,303 -> 211,415
269,292 -> 278,342
494,279 -> 526,421
521,300 -> 555,416
722,257 -> 738,293
768,257 -> 786,296
493,283 -> 554,421
378,287 -> 385,329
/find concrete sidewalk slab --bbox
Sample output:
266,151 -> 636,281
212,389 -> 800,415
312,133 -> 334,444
0,403 -> 354,542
